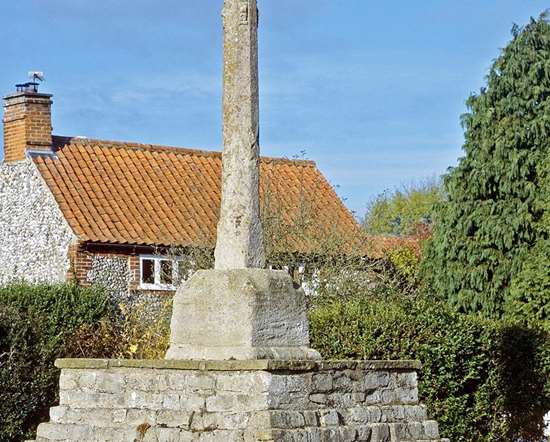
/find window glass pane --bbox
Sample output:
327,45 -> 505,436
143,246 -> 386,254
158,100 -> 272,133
160,260 -> 173,285
141,259 -> 155,284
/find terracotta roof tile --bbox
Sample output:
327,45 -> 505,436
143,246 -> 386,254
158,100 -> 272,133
33,136 -> 361,251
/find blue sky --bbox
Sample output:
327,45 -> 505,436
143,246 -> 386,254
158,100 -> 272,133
0,1 -> 545,216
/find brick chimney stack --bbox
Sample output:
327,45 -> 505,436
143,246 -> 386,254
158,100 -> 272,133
3,86 -> 53,163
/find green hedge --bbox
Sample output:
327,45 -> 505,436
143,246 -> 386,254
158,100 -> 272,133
0,283 -> 110,442
2,281 -> 548,441
309,296 -> 550,442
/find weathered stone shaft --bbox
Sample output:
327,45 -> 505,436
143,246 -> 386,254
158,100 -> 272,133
215,0 -> 265,270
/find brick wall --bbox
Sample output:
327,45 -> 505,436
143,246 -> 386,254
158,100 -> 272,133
67,243 -> 92,286
3,92 -> 53,163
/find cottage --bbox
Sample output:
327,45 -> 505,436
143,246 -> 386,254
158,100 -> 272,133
0,84 -> 364,303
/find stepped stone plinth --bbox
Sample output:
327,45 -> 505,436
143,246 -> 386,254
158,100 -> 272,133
35,359 -> 450,442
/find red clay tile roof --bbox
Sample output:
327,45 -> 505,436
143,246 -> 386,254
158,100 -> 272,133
32,136 -> 360,253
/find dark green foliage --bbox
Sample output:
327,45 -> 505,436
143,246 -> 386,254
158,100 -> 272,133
507,239 -> 550,328
422,14 -> 550,317
506,155 -> 550,327
309,296 -> 550,442
0,306 -> 54,441
0,283 -> 110,442
0,282 -> 111,349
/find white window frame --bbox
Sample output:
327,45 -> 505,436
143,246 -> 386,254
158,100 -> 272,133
139,255 -> 182,291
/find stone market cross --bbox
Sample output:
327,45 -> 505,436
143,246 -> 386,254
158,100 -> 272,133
165,0 -> 320,361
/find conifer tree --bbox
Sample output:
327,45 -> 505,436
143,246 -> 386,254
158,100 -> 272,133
506,157 -> 550,326
422,14 -> 550,317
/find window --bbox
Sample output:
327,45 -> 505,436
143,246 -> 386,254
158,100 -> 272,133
139,256 -> 182,290
141,259 -> 155,285
160,260 -> 173,285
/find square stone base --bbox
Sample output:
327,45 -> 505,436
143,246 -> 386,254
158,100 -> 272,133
34,359 -> 449,442
166,269 -> 320,361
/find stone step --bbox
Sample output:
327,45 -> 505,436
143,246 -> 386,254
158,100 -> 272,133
36,422 -> 443,442
269,424 -> 444,442
46,405 -> 430,428
388,421 -> 441,441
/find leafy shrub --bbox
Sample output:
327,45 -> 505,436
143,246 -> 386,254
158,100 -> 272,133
66,300 -> 171,360
0,283 -> 110,442
363,179 -> 442,237
0,282 -> 111,351
0,305 -> 52,441
387,243 -> 421,285
309,296 -> 550,442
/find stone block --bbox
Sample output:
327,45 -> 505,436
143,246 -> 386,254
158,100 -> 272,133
400,387 -> 419,405
36,423 -> 91,440
303,411 -> 318,427
151,427 -> 188,442
190,412 -> 219,432
166,371 -> 189,391
338,427 -> 358,441
112,409 -> 127,423
125,409 -> 158,426
269,411 -> 305,429
356,425 -> 373,441
49,406 -> 67,424
59,371 -> 78,391
216,372 -> 269,393
166,269 -> 320,361
198,430 -> 244,442
180,395 -> 206,411
370,423 -> 391,442
156,410 -> 193,429
126,391 -> 164,409
216,412 -> 251,430
206,393 -> 267,413
319,410 -> 340,427
59,391 -> 125,409
365,372 -> 389,389
312,373 -> 333,392
405,405 -> 428,422
423,420 -> 440,439
95,372 -> 125,394
163,393 -> 182,410
125,372 -> 160,392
